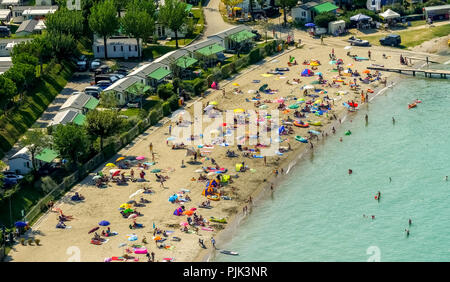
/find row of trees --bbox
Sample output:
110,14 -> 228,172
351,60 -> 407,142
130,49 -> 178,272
88,0 -> 191,58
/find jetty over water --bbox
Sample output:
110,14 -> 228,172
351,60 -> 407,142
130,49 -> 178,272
368,66 -> 450,79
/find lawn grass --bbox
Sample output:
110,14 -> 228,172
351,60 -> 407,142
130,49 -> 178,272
360,24 -> 450,49
142,44 -> 177,60
0,61 -> 73,158
121,97 -> 162,117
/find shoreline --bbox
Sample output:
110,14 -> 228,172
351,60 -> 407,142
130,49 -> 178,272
7,37 -> 444,262
194,72 -> 407,262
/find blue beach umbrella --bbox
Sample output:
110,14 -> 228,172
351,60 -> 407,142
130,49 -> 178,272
15,221 -> 27,228
305,23 -> 315,27
99,220 -> 110,226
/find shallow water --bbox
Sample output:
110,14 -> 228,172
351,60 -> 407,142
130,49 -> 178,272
215,73 -> 450,262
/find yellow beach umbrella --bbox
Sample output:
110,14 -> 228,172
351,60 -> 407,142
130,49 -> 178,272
210,101 -> 218,106
105,163 -> 116,167
116,157 -> 125,162
232,83 -> 240,86
310,61 -> 320,66
120,203 -> 131,209
234,108 -> 245,113
314,99 -> 322,104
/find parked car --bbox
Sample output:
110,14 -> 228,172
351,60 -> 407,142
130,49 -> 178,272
0,26 -> 11,37
94,74 -> 119,84
116,68 -> 129,76
76,55 -> 88,71
90,59 -> 101,71
96,80 -> 112,90
347,36 -> 370,46
263,6 -> 280,18
94,64 -> 110,75
2,172 -> 24,187
380,34 -> 401,47
84,86 -> 103,99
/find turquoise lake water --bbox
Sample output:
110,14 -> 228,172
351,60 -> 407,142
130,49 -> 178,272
215,72 -> 450,262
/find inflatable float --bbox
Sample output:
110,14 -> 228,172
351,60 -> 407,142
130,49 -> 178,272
308,130 -> 321,135
220,250 -> 239,256
207,194 -> 220,201
367,89 -> 374,93
295,136 -> 308,143
408,103 -> 417,109
134,248 -> 148,254
309,121 -> 322,126
293,121 -> 309,128
345,130 -> 352,136
210,217 -> 227,223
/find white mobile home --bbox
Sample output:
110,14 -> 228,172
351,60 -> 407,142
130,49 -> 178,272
93,37 -> 141,59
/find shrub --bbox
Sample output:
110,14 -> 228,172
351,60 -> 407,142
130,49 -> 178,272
162,102 -> 171,116
221,64 -> 232,78
157,84 -> 175,100
149,110 -> 160,125
181,80 -> 194,94
248,48 -> 261,65
314,12 -> 337,28
41,176 -> 58,194
193,78 -> 205,96
168,95 -> 180,111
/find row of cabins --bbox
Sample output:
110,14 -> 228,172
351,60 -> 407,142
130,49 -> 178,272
103,25 -> 257,106
0,4 -> 57,24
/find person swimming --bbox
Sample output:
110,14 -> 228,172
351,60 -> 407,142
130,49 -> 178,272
405,229 -> 410,237
348,169 -> 353,175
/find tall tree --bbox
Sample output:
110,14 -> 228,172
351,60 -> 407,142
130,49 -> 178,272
89,0 -> 120,59
158,0 -> 189,49
121,0 -> 155,58
276,0 -> 297,27
0,75 -> 17,113
44,32 -> 79,61
45,7 -> 84,38
113,0 -> 128,18
84,109 -> 123,151
52,124 -> 90,167
19,130 -> 51,174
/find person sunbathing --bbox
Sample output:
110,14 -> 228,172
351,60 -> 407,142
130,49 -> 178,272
56,221 -> 66,229
140,197 -> 150,203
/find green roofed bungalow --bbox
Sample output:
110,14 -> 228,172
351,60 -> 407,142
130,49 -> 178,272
195,43 -> 225,57
229,30 -> 256,43
148,67 -> 171,81
84,97 -> 99,110
176,55 -> 198,69
72,113 -> 86,126
312,2 -> 338,14
36,148 -> 59,163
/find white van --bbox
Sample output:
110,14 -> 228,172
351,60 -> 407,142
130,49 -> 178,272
84,86 -> 103,99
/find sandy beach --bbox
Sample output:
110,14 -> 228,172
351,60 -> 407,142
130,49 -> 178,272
7,38 -> 434,262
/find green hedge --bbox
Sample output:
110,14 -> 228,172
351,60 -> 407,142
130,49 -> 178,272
193,78 -> 206,96
162,102 -> 171,116
168,95 -> 180,111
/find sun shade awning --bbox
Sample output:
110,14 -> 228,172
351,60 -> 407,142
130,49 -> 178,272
35,148 -> 59,163
229,30 -> 256,43
176,55 -> 198,68
196,43 -> 225,56
72,113 -> 86,125
84,97 -> 99,110
148,67 -> 171,80
312,2 -> 338,14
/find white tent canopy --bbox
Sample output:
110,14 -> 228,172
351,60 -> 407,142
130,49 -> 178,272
379,9 -> 400,20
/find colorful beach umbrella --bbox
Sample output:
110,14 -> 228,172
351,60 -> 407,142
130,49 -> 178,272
310,61 -> 320,66
329,60 -> 337,65
105,163 -> 116,167
210,101 -> 218,106
99,220 -> 110,226
303,85 -> 315,90
136,156 -> 145,160
120,203 -> 131,209
93,175 -> 102,180
128,235 -> 138,241
305,23 -> 315,27
128,214 -> 138,219
259,84 -> 268,91
234,108 -> 245,113
153,236 -> 162,241
115,157 -> 125,162
288,104 -> 299,109
88,226 -> 99,234
15,221 -> 27,228
232,83 -> 240,86
363,70 -> 371,74
344,46 -> 352,50
183,210 -> 194,216
112,170 -> 121,177
180,222 -> 188,226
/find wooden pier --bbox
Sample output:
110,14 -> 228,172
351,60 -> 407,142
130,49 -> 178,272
367,66 -> 450,79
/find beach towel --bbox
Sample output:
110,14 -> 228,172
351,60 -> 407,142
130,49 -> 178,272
261,74 -> 273,77
252,80 -> 260,83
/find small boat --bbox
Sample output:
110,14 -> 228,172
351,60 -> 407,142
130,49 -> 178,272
220,250 -> 239,256
414,99 -> 422,103
295,136 -> 308,143
345,130 -> 352,136
308,130 -> 321,135
408,103 -> 417,109
293,121 -> 309,128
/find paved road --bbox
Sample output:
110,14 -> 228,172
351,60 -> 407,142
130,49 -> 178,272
200,0 -> 233,40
